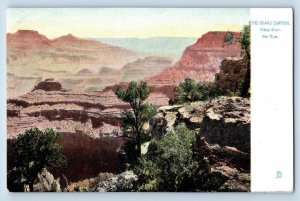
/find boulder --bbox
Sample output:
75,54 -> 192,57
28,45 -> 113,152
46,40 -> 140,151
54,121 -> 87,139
150,113 -> 169,135
33,169 -> 61,192
150,105 -> 180,135
178,102 -> 208,129
91,171 -> 138,192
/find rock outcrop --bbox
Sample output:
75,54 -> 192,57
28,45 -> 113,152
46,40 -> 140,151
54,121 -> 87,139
34,79 -> 62,91
90,171 -> 138,192
148,31 -> 242,85
150,96 -> 250,153
7,80 -> 171,183
196,138 -> 250,192
150,96 -> 250,191
215,57 -> 248,94
201,97 -> 250,153
33,169 -> 61,192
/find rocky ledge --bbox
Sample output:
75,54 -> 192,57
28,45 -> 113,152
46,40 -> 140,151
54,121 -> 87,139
150,96 -> 250,191
150,96 -> 250,152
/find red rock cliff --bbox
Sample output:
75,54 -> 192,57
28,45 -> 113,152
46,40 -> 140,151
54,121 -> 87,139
148,31 -> 242,85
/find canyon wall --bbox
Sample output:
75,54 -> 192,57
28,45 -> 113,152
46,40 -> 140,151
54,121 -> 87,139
148,31 -> 242,85
7,80 -> 169,182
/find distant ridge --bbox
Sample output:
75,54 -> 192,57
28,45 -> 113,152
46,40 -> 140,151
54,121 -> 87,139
148,31 -> 242,85
95,37 -> 197,59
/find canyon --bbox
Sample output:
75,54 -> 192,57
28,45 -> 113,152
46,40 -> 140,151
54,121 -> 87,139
7,79 -> 170,182
7,30 -> 174,98
7,30 -> 249,188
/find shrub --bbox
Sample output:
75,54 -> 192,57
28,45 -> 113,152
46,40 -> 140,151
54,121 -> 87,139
7,128 -> 66,192
133,126 -> 202,191
175,78 -> 222,103
224,31 -> 235,44
7,167 -> 25,192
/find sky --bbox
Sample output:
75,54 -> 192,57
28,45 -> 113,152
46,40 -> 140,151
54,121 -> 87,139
7,8 -> 250,39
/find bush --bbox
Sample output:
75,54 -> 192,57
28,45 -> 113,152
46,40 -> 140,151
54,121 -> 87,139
239,24 -> 251,97
224,31 -> 235,44
7,167 -> 25,192
175,78 -> 222,103
7,128 -> 66,192
133,126 -> 202,191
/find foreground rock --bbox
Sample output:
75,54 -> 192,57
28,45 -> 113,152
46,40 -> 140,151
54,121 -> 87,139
150,96 -> 250,153
90,171 -> 138,192
33,169 -> 61,192
215,57 -> 248,94
201,96 -> 250,153
196,138 -> 250,192
150,96 -> 250,192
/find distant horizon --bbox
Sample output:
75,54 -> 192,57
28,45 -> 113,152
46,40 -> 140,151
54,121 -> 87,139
8,29 -> 244,40
7,8 -> 249,39
8,29 -> 199,39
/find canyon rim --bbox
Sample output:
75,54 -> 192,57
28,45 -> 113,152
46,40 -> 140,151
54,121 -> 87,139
7,8 -> 251,192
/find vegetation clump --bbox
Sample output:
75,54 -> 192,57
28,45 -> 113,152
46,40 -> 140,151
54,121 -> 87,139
7,128 -> 66,192
239,24 -> 251,97
175,78 -> 222,103
224,31 -> 235,44
133,126 -> 209,192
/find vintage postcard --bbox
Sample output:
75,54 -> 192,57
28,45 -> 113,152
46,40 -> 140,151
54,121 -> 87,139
6,8 -> 293,192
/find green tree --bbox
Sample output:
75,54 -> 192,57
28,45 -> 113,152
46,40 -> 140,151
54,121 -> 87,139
8,128 -> 66,192
239,24 -> 251,97
176,78 -> 200,103
116,81 -> 157,158
240,24 -> 251,61
134,126 -> 203,191
175,78 -> 222,103
224,31 -> 235,44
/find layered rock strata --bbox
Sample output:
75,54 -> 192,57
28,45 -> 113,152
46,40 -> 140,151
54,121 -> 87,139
148,32 -> 242,85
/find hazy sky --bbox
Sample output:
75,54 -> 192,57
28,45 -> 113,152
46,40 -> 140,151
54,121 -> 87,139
7,8 -> 249,39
